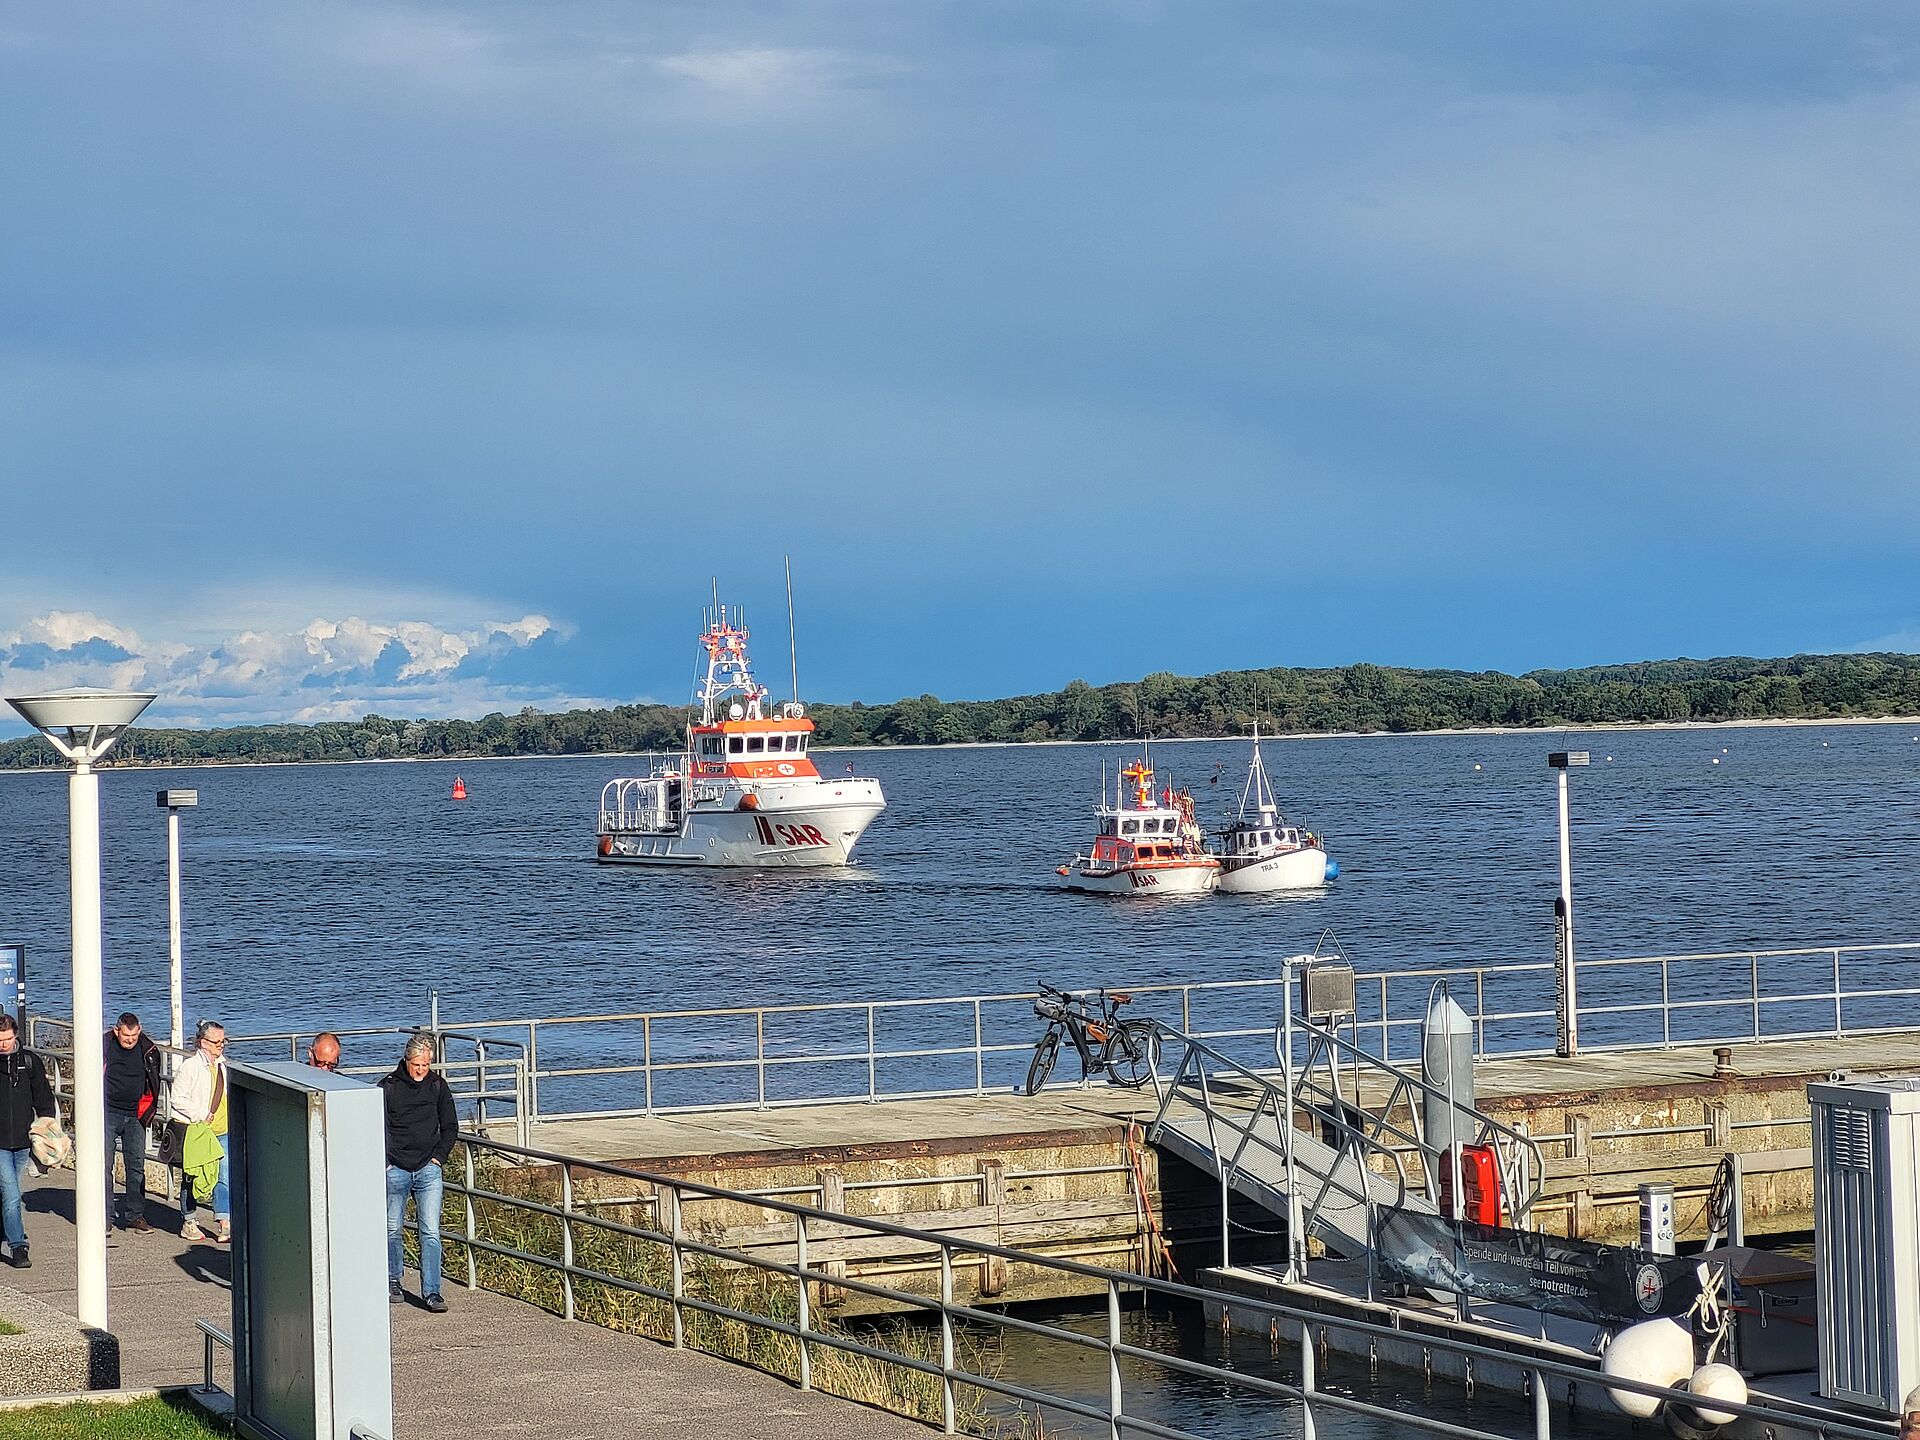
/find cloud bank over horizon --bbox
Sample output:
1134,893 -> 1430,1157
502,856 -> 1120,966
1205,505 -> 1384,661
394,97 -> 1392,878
0,609 -> 624,728
3,2 -> 1918,709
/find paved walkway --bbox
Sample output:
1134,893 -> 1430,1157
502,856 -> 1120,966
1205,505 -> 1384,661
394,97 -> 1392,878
8,1170 -> 922,1440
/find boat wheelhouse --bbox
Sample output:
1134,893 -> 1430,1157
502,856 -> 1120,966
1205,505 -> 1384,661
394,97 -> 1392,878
596,601 -> 885,867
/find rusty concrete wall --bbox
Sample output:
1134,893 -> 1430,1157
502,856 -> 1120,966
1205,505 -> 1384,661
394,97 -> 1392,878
1475,1071 -> 1816,1244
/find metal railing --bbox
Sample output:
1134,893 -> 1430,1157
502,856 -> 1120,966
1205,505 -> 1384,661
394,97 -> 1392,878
1283,1011 -> 1545,1226
442,1130 -> 1891,1440
415,938 -> 1920,1122
26,1018 -> 532,1148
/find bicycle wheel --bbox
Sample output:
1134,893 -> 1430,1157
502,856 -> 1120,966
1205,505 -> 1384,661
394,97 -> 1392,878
1106,1021 -> 1159,1088
1025,1029 -> 1062,1096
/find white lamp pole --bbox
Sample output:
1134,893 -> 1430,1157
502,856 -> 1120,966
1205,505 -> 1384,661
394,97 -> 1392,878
157,790 -> 199,1052
6,688 -> 155,1330
1547,750 -> 1589,1058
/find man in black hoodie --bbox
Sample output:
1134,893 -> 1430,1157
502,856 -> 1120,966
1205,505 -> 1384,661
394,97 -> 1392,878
0,1014 -> 56,1268
379,1033 -> 457,1312
104,1012 -> 163,1234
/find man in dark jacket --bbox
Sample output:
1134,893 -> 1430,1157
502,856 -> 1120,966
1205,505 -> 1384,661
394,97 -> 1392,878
104,1012 -> 163,1234
379,1033 -> 457,1312
0,1014 -> 57,1268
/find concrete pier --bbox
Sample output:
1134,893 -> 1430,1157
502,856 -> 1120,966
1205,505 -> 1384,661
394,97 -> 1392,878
509,1030 -> 1920,1301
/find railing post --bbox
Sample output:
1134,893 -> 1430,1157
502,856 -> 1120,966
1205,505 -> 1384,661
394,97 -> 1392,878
463,1146 -> 478,1290
1751,952 -> 1761,1040
560,1166 -> 576,1322
795,1211 -> 813,1392
526,1023 -> 541,1122
1834,948 -> 1845,1036
475,1040 -> 489,1132
643,1016 -> 654,1115
667,1184 -> 685,1349
1532,1367 -> 1549,1440
866,1006 -> 878,1102
938,1245 -> 957,1436
203,1328 -> 216,1394
1299,1320 -> 1317,1440
1662,961 -> 1672,1048
756,1010 -> 767,1108
973,999 -> 984,1096
1106,1276 -> 1124,1440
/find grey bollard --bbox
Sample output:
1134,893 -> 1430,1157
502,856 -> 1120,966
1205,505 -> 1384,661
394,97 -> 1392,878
1421,992 -> 1477,1155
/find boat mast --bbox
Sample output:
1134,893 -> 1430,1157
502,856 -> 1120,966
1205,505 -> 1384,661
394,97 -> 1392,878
785,555 -> 800,707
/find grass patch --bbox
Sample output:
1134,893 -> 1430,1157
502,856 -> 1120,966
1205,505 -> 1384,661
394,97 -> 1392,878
0,1321 -> 19,1335
431,1150 -> 1025,1435
0,1396 -> 229,1439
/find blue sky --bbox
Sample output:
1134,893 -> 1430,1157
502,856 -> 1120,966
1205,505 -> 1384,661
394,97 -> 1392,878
3,3 -> 1918,727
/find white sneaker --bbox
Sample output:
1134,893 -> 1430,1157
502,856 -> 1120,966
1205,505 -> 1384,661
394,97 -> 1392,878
181,1219 -> 205,1242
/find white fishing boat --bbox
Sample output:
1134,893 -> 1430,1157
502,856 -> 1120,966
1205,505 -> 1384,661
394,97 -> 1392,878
1215,728 -> 1332,893
595,590 -> 884,867
1058,756 -> 1221,896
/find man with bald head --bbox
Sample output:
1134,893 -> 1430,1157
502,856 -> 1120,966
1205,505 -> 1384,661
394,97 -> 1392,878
305,1033 -> 342,1072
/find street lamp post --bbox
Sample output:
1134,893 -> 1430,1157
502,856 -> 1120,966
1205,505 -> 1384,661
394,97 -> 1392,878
1547,750 -> 1589,1058
5,688 -> 155,1330
156,790 -> 198,1052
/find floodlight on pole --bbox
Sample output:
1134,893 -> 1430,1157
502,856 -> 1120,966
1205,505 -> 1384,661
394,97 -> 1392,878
157,790 -> 199,1053
1546,751 -> 1589,1056
5,688 -> 155,1330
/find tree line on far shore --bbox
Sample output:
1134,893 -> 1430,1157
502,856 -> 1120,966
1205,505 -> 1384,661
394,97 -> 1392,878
3,651 -> 1917,769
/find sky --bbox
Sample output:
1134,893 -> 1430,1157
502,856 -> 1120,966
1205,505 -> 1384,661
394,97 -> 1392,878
3,2 -> 1919,729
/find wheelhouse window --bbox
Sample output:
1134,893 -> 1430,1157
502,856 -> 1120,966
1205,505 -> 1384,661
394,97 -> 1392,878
727,736 -> 744,755
746,736 -> 765,753
1120,819 -> 1139,835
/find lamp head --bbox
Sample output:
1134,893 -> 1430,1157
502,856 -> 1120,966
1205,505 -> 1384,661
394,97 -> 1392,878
5,688 -> 156,765
1547,750 -> 1590,769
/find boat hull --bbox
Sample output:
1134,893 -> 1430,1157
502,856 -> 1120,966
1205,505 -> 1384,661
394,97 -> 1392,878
597,780 -> 885,868
1064,862 -> 1220,896
1218,847 -> 1329,893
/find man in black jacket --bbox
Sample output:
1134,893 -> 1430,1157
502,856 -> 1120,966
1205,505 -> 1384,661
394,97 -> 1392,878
104,1012 -> 162,1234
379,1033 -> 457,1312
0,1014 -> 56,1268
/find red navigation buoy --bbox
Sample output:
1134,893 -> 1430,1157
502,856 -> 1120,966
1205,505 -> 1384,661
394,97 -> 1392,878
451,777 -> 468,801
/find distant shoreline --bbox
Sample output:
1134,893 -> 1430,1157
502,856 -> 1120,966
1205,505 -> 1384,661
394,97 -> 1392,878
2,710 -> 1916,774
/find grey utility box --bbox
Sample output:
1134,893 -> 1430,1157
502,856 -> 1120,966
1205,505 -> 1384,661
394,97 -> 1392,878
1811,1076 -> 1920,1414
229,1061 -> 394,1440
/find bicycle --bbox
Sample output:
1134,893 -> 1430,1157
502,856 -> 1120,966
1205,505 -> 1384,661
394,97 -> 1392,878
1024,984 -> 1160,1095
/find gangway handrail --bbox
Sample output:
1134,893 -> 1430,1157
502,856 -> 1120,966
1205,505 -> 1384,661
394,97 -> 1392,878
1284,1010 -> 1546,1224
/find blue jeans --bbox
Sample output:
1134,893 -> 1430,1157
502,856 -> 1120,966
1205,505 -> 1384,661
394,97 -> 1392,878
108,1109 -> 147,1224
0,1148 -> 27,1249
386,1162 -> 444,1297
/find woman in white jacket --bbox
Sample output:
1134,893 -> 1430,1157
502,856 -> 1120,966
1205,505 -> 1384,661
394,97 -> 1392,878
167,1020 -> 228,1242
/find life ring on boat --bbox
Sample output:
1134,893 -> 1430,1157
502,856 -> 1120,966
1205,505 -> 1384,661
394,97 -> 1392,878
738,792 -> 761,811
598,835 -> 614,857
777,763 -> 795,776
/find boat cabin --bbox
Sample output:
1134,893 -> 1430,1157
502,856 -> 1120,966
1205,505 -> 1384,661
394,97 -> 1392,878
690,718 -> 819,781
1223,820 -> 1309,855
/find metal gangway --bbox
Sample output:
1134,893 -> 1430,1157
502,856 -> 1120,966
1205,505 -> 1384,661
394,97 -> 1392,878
1146,964 -> 1544,1287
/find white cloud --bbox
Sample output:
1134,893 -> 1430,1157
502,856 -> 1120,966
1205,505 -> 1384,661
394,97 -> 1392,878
655,46 -> 869,102
0,609 -> 601,728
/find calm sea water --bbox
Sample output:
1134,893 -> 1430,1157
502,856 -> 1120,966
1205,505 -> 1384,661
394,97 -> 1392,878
4,722 -> 1913,1437
2,722 -> 1916,1046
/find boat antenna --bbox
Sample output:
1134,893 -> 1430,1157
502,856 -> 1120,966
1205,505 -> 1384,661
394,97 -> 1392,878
785,554 -> 800,705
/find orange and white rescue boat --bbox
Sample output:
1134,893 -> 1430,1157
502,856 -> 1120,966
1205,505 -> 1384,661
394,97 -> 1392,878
595,599 -> 884,867
1058,756 -> 1221,896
